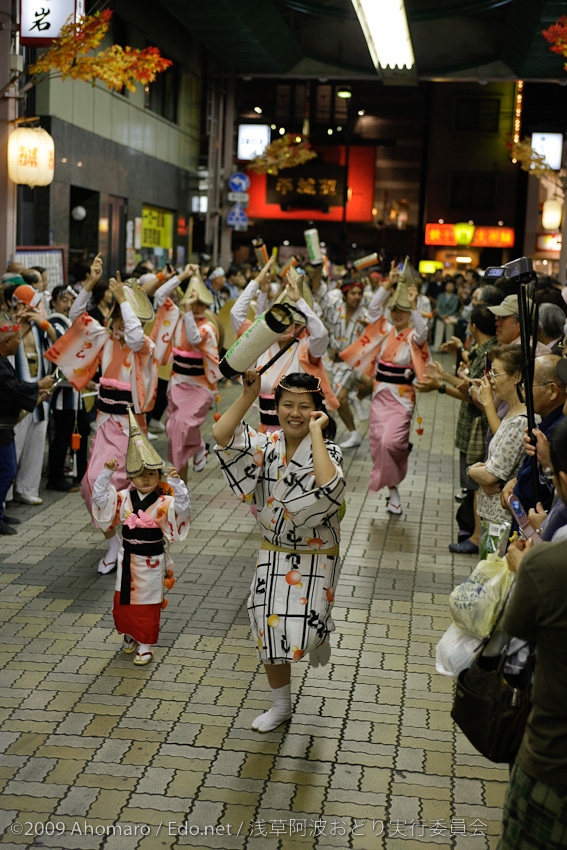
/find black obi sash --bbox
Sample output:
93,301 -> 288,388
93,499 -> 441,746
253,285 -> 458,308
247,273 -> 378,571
375,359 -> 414,385
173,353 -> 205,377
259,394 -> 279,427
120,490 -> 164,605
98,384 -> 133,416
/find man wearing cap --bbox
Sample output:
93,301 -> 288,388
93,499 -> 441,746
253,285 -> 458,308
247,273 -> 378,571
207,267 -> 228,314
9,285 -> 57,505
0,324 -> 54,532
45,255 -> 159,574
151,268 -> 221,477
488,294 -> 552,352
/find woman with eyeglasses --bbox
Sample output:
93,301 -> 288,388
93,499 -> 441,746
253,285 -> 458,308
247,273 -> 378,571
466,344 -> 540,558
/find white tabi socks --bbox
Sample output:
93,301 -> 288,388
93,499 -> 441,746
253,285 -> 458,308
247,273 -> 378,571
251,684 -> 292,732
98,534 -> 120,574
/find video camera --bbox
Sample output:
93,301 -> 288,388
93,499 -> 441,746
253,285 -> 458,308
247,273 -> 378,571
483,256 -> 534,284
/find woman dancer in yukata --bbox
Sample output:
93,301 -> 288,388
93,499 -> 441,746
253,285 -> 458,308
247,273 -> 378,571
230,270 -> 337,433
92,410 -> 190,666
213,371 -> 345,732
340,262 -> 430,515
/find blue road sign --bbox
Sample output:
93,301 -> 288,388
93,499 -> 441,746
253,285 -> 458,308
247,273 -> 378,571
228,172 -> 250,192
227,202 -> 248,228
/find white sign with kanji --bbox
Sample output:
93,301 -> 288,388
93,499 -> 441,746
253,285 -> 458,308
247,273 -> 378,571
20,0 -> 83,47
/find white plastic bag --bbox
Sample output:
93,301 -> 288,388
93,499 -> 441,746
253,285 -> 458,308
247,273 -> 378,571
449,553 -> 514,639
435,623 -> 482,678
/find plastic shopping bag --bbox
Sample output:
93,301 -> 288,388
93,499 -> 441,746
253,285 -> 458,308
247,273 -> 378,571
449,554 -> 514,639
435,623 -> 482,678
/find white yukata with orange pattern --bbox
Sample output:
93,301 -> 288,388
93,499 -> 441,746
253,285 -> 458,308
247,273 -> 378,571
215,423 -> 345,665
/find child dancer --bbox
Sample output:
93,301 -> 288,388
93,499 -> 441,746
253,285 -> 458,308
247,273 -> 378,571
213,371 -> 345,732
92,410 -> 190,665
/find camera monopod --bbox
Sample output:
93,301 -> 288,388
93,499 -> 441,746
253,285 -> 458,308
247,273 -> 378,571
484,257 -> 539,495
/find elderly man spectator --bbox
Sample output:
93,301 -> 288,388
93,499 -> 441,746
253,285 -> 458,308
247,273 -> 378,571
488,294 -> 551,352
537,303 -> 565,354
500,356 -> 566,523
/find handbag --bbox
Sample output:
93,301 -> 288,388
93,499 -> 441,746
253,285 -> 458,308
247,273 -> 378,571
466,414 -> 486,465
450,595 -> 533,763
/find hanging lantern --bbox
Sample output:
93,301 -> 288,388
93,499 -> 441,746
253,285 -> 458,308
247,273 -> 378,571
542,198 -> 562,231
7,127 -> 55,188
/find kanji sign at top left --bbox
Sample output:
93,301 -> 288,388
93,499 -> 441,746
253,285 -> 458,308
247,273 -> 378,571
20,0 -> 86,47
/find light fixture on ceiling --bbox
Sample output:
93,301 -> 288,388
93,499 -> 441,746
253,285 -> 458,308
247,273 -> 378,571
279,127 -> 285,135
358,109 -> 366,116
336,85 -> 352,99
253,106 -> 262,114
327,128 -> 333,135
350,0 -> 414,71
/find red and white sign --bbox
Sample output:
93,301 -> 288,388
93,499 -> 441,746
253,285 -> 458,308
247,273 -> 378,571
20,0 -> 85,47
536,233 -> 561,253
425,223 -> 515,249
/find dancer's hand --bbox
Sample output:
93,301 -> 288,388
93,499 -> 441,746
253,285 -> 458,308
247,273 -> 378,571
167,466 -> 180,479
256,255 -> 275,292
309,410 -> 329,433
104,458 -> 119,471
242,370 -> 261,399
109,272 -> 126,304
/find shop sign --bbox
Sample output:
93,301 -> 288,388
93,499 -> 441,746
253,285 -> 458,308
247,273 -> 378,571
266,163 -> 344,209
425,223 -> 514,248
141,206 -> 173,249
536,233 -> 561,253
20,0 -> 85,47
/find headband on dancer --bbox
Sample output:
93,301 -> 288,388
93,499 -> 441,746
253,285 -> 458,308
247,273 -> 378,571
341,281 -> 363,294
0,324 -> 20,332
276,376 -> 322,394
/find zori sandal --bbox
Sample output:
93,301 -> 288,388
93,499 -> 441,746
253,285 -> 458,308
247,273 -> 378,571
133,650 -> 154,666
122,636 -> 137,654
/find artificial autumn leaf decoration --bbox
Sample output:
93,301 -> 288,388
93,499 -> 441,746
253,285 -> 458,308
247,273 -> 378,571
248,134 -> 317,176
543,15 -> 567,71
28,10 -> 172,92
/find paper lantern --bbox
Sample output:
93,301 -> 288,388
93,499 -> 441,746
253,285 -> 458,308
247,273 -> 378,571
454,222 -> 476,246
542,199 -> 562,232
7,127 -> 55,187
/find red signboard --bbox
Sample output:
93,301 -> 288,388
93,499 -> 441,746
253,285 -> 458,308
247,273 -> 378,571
246,146 -> 375,222
425,223 -> 515,248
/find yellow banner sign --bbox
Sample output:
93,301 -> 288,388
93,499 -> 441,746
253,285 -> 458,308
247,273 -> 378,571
141,207 -> 173,249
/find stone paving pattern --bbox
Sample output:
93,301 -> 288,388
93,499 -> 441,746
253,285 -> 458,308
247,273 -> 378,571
0,381 -> 508,849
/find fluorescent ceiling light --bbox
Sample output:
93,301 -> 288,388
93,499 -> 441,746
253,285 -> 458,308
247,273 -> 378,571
350,0 -> 415,70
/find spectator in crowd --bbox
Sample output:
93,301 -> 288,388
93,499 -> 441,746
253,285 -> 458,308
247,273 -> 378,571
88,280 -> 114,326
433,279 -> 460,350
537,303 -> 565,354
498,418 -> 567,850
466,344 -> 534,557
47,288 -> 90,493
500,356 -> 566,524
10,286 -> 57,505
488,294 -> 551,354
226,265 -> 247,299
0,323 -> 54,533
207,267 -> 228,313
417,305 -> 498,554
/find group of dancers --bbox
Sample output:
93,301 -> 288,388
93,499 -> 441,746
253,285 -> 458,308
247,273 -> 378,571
4,248 -> 429,729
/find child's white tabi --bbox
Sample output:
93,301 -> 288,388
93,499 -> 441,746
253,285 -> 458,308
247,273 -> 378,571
215,423 -> 345,664
92,468 -> 190,644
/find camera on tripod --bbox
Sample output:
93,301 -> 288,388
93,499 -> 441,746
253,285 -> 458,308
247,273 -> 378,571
484,257 -> 534,283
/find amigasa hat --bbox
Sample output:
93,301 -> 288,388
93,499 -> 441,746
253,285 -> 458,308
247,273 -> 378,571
125,408 -> 165,478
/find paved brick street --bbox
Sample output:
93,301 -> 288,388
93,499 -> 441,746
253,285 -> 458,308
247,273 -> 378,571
0,381 -> 508,850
